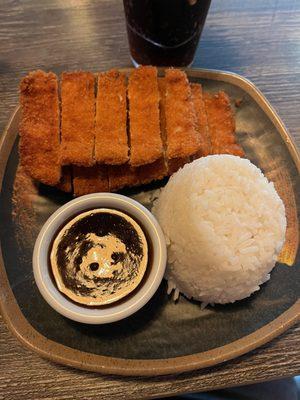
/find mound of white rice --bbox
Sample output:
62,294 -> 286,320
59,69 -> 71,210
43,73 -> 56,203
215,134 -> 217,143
153,155 -> 286,305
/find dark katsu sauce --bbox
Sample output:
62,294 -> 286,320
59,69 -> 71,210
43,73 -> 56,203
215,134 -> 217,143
49,209 -> 150,306
123,0 -> 211,66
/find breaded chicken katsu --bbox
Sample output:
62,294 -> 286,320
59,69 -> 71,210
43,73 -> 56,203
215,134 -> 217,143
19,67 -> 244,196
128,66 -> 163,166
19,70 -> 61,186
95,70 -> 128,165
203,91 -> 244,157
60,71 -> 95,166
191,83 -> 211,157
164,69 -> 200,160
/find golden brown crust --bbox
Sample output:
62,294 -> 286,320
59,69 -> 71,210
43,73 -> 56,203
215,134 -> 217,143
191,83 -> 211,157
73,165 -> 109,196
95,70 -> 128,164
203,91 -> 245,157
56,166 -> 73,193
19,70 -> 61,186
108,164 -> 140,192
108,158 -> 168,192
61,72 -> 95,166
128,66 -> 163,166
137,157 -> 168,185
215,144 -> 245,157
168,157 -> 190,175
159,77 -> 190,174
165,69 -> 200,159
19,69 -> 246,196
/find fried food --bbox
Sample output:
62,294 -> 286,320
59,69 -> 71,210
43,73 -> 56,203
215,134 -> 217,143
61,72 -> 95,166
137,157 -> 168,185
167,157 -> 190,175
191,83 -> 211,157
19,68 -> 245,196
73,165 -> 109,196
108,158 -> 167,192
158,78 -> 168,152
219,144 -> 245,157
203,91 -> 245,157
56,166 -> 73,193
95,70 -> 128,164
158,78 -> 190,175
108,164 -> 140,192
19,70 -> 61,186
128,66 -> 163,166
164,69 -> 200,160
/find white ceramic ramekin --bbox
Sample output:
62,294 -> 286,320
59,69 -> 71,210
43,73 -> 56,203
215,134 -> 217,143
33,193 -> 167,324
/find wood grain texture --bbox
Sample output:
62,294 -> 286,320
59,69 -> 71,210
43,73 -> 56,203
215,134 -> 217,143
0,316 -> 299,400
0,0 -> 299,398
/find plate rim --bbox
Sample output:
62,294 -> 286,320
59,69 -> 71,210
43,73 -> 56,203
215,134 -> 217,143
0,67 -> 299,376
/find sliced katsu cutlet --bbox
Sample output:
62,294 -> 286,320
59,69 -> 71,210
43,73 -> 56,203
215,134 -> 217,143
19,70 -> 61,186
73,165 -> 109,196
108,164 -> 140,192
191,83 -> 211,157
95,70 -> 128,164
108,159 -> 168,192
137,158 -> 167,185
203,91 -> 245,157
164,69 -> 200,160
61,72 -> 95,166
56,166 -> 73,193
128,66 -> 163,166
158,77 -> 189,175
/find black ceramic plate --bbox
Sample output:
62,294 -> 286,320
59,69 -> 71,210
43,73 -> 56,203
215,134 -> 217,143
0,68 -> 299,376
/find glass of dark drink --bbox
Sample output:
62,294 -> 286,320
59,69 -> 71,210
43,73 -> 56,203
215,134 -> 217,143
123,0 -> 211,67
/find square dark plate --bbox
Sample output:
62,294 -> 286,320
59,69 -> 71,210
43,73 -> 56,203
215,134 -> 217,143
0,68 -> 299,376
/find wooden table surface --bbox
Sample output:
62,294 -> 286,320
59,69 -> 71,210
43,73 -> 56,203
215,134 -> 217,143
0,0 -> 299,398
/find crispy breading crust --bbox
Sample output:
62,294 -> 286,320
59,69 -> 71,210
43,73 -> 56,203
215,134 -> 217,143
20,69 -> 245,195
61,72 -> 95,166
128,66 -> 163,166
218,144 -> 245,157
203,91 -> 245,157
137,157 -> 168,185
191,83 -> 211,157
56,166 -> 73,193
159,77 -> 191,174
73,165 -> 108,196
108,164 -> 140,192
95,70 -> 128,164
108,158 -> 167,192
168,157 -> 190,175
158,78 -> 168,154
165,69 -> 200,159
19,70 -> 61,186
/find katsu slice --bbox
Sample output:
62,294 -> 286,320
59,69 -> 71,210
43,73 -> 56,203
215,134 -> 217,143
168,157 -> 190,175
108,164 -> 140,192
128,66 -> 163,166
215,143 -> 245,157
95,70 -> 128,164
191,83 -> 211,157
19,70 -> 61,186
158,78 -> 168,154
108,158 -> 167,192
203,91 -> 235,148
137,157 -> 168,185
164,69 -> 200,160
203,91 -> 245,156
73,165 -> 109,196
158,77 -> 190,175
56,166 -> 73,193
61,72 -> 95,166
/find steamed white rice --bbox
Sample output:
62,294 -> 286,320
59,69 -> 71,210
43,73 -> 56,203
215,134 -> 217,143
153,155 -> 286,304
